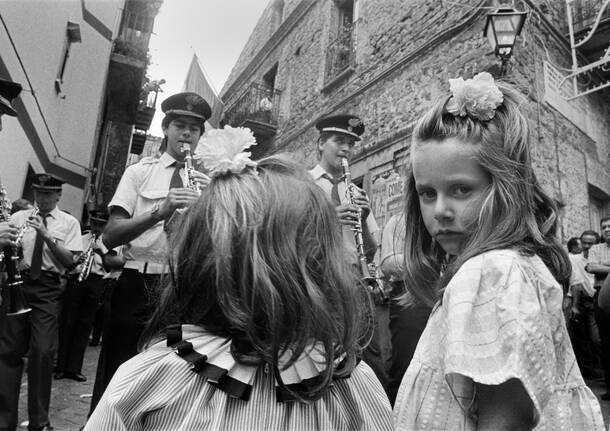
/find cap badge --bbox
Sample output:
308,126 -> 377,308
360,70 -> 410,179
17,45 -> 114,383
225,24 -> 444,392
39,175 -> 50,185
185,94 -> 204,107
348,118 -> 362,127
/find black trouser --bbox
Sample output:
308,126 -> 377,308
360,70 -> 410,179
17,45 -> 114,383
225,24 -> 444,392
89,269 -> 159,416
387,283 -> 432,406
90,280 -> 115,346
0,271 -> 62,430
569,295 -> 602,377
57,273 -> 107,374
362,302 -> 391,393
594,290 -> 610,392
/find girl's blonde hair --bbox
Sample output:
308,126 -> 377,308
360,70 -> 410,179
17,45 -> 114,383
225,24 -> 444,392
402,82 -> 570,307
143,155 -> 369,401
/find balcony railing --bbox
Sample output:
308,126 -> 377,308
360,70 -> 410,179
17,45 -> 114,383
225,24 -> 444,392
224,82 -> 281,132
112,10 -> 154,64
324,25 -> 355,84
570,0 -> 610,33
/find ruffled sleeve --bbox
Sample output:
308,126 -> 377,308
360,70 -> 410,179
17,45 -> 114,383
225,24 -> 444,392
441,250 -> 561,422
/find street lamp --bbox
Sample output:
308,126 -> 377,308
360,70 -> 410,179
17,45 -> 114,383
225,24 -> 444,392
484,7 -> 528,74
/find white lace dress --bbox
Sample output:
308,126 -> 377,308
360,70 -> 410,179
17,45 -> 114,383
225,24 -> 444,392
393,249 -> 605,430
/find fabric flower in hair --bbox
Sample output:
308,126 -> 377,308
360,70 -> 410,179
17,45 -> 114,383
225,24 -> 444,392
445,72 -> 503,121
195,126 -> 258,177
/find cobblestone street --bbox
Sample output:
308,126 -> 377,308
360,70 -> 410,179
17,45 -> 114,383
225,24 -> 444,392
11,344 -> 610,430
17,345 -> 100,431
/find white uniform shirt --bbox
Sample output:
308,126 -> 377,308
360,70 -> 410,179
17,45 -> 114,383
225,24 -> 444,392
379,213 -> 405,281
108,152 -> 184,264
309,164 -> 379,266
587,242 -> 610,288
12,206 -> 82,275
568,253 -> 595,297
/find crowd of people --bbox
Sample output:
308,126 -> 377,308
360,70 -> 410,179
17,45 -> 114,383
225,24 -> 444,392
0,71 -> 608,430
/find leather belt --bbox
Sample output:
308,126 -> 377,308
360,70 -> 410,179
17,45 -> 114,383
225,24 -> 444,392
123,260 -> 167,275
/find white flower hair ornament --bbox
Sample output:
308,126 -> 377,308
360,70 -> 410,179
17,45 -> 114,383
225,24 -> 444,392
195,126 -> 258,177
445,72 -> 504,121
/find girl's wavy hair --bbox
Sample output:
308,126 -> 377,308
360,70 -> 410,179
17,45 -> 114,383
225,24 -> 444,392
402,82 -> 570,307
142,154 -> 369,401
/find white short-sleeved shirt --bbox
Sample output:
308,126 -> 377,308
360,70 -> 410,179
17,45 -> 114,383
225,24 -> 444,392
393,249 -> 605,430
379,213 -> 405,281
108,152 -> 185,264
309,164 -> 379,265
568,253 -> 595,297
12,206 -> 82,275
587,242 -> 610,288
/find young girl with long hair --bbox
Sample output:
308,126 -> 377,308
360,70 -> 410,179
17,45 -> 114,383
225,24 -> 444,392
393,73 -> 604,430
86,128 -> 392,430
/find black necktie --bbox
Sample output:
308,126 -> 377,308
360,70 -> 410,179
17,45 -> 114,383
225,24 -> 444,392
169,161 -> 185,189
29,214 -> 49,280
326,174 -> 341,206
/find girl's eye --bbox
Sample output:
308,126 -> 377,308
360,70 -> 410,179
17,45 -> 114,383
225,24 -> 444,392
418,189 -> 436,201
453,186 -> 472,197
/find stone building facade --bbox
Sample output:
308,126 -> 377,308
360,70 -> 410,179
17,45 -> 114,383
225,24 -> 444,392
220,0 -> 610,240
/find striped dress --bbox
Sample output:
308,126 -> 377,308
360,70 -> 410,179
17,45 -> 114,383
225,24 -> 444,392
85,325 -> 393,430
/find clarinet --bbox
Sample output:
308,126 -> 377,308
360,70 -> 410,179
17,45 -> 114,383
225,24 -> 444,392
181,143 -> 201,195
0,181 -> 32,315
340,158 -> 388,304
77,235 -> 96,283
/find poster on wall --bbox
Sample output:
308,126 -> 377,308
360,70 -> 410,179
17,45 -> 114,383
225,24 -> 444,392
370,171 -> 405,230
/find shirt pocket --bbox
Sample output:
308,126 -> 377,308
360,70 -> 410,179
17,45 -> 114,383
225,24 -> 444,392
47,228 -> 66,246
139,189 -> 168,211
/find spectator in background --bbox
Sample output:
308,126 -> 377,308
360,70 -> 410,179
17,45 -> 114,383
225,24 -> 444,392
587,217 -> 610,400
581,230 -> 600,259
379,212 -> 431,405
567,235 -> 602,380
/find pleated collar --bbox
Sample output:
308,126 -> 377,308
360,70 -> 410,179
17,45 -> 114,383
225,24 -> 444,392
165,324 -> 350,402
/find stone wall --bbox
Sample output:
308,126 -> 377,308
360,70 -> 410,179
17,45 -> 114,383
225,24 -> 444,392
221,0 -> 610,238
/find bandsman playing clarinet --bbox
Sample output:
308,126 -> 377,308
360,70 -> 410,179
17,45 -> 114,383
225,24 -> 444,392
89,92 -> 213,416
308,114 -> 389,392
0,173 -> 83,431
0,78 -> 22,253
55,210 -> 122,383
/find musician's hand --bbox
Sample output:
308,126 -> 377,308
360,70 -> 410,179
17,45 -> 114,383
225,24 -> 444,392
0,221 -> 18,248
335,204 -> 361,227
157,188 -> 201,219
27,215 -> 50,238
189,170 -> 211,190
351,187 -> 371,220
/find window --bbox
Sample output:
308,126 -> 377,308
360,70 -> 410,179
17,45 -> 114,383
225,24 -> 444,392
589,184 -> 610,231
55,21 -> 82,93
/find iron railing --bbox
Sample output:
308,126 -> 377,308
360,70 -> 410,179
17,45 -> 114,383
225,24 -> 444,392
570,0 -> 610,32
224,82 -> 281,127
112,10 -> 154,61
324,24 -> 355,83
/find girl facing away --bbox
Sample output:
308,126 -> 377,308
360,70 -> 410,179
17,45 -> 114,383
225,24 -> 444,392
85,132 -> 393,431
393,73 -> 605,430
